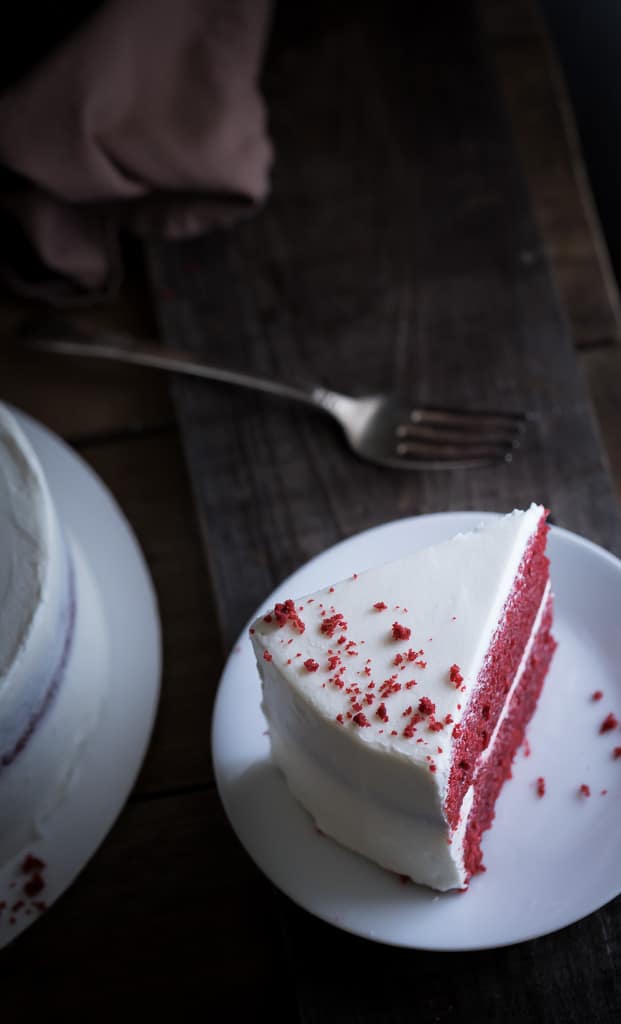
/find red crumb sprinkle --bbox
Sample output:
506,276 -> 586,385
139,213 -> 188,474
273,599 -> 306,633
613,747 -> 621,759
249,627 -> 255,635
536,777 -> 545,797
336,713 -> 344,725
373,601 -> 388,611
600,712 -> 619,733
21,854 -> 45,874
601,789 -> 608,796
263,650 -> 272,662
23,873 -> 45,898
392,622 -> 411,641
353,712 -> 371,728
449,664 -> 463,687
321,612 -> 348,638
592,690 -> 603,701
376,702 -> 389,723
329,587 -> 335,593
452,723 -> 462,739
304,658 -> 319,673
579,784 -> 591,797
418,696 -> 436,716
352,573 -> 358,580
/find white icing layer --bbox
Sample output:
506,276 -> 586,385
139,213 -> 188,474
0,404 -> 106,868
252,505 -> 547,891
0,405 -> 51,679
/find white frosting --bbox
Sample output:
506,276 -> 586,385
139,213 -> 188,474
252,505 -> 546,891
0,405 -> 50,679
0,404 -> 105,867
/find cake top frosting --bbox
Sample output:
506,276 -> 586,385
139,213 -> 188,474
251,504 -> 545,795
0,404 -> 51,680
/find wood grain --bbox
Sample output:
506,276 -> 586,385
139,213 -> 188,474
78,432 -> 222,794
1,790 -> 294,1017
149,0 -> 621,650
478,0 -> 621,349
146,2 -> 621,1021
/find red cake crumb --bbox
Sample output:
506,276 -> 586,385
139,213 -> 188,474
592,690 -> 603,701
335,714 -> 344,725
23,873 -> 45,898
304,659 -> 319,672
536,777 -> 545,797
392,622 -> 411,641
613,747 -> 621,760
600,713 -> 618,734
321,613 -> 347,638
21,854 -> 45,874
263,650 -> 272,662
353,712 -> 370,728
579,784 -> 591,797
373,601 -> 387,611
376,702 -> 389,722
449,664 -> 463,687
418,696 -> 435,716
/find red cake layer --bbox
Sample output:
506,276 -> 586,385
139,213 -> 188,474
461,595 -> 557,880
445,512 -> 551,830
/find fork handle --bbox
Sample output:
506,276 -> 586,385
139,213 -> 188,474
30,332 -> 352,417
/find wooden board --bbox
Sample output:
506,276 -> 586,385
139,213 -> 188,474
145,1 -> 621,1020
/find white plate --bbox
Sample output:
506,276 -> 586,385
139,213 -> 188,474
212,512 -> 621,950
0,409 -> 161,948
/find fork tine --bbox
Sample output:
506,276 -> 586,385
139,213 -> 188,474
396,422 -> 522,445
409,407 -> 526,432
395,439 -> 517,461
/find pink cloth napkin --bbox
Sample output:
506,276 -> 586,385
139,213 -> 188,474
0,0 -> 273,304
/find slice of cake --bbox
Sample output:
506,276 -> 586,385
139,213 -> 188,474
250,505 -> 556,891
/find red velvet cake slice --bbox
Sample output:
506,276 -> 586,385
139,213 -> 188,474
251,505 -> 556,891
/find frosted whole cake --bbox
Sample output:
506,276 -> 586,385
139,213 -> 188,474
0,403 -> 104,868
250,505 -> 556,891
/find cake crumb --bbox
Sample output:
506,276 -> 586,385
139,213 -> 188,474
600,713 -> 618,734
591,690 -> 603,701
579,784 -> 591,798
536,777 -> 545,798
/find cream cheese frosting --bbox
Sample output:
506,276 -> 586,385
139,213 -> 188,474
0,404 -> 105,867
0,404 -> 50,680
251,505 -> 546,891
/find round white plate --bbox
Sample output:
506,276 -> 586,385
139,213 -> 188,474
0,409 -> 161,948
212,512 -> 621,950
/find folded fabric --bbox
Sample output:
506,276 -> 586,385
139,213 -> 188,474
0,0 -> 273,305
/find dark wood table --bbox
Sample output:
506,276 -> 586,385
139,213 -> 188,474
1,1 -> 620,1018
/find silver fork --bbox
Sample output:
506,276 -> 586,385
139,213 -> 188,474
24,324 -> 527,471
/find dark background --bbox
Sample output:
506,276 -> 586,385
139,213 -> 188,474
0,1 -> 620,287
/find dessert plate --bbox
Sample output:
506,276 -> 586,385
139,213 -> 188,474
212,512 -> 621,950
0,410 -> 161,949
